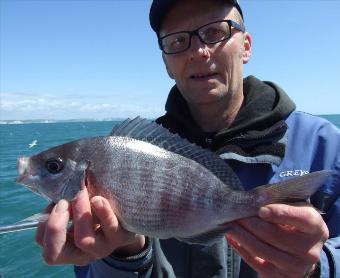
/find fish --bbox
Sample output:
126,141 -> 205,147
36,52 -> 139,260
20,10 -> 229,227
14,117 -> 334,244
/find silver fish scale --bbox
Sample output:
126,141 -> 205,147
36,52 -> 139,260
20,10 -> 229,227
84,137 -> 240,238
110,117 -> 243,191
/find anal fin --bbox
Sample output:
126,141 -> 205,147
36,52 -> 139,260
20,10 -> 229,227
176,223 -> 234,246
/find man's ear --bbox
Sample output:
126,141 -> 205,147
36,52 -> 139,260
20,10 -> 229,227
242,32 -> 252,64
162,53 -> 175,79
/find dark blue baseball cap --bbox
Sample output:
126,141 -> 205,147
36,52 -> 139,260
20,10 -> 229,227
149,0 -> 243,34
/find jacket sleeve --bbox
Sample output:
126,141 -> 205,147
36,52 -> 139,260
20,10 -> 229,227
73,238 -> 177,278
74,238 -> 154,278
319,194 -> 340,278
313,117 -> 340,278
284,113 -> 340,278
321,233 -> 340,278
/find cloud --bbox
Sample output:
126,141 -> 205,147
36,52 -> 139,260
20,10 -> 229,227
0,92 -> 164,120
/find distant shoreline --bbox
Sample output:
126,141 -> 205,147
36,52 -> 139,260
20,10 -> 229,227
0,118 -> 129,125
0,115 -> 338,125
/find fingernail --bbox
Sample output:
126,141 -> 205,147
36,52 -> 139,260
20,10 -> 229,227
258,207 -> 271,219
92,198 -> 103,210
226,234 -> 233,241
56,199 -> 69,213
226,234 -> 240,248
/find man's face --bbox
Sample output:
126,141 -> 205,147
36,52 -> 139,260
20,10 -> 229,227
160,0 -> 251,109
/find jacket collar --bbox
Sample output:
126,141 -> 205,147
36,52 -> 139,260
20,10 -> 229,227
159,76 -> 296,165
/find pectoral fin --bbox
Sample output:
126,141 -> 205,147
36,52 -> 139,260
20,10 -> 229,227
61,161 -> 88,201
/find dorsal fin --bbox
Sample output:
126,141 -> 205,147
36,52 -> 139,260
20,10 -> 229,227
110,117 -> 243,190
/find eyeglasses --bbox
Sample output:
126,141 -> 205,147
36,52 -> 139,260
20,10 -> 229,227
158,20 -> 245,55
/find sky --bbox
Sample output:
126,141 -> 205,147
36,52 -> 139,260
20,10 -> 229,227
1,0 -> 339,121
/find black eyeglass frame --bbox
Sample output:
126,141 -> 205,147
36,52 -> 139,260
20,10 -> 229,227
158,20 -> 245,55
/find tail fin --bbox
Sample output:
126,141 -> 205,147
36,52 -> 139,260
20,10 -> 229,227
256,170 -> 335,205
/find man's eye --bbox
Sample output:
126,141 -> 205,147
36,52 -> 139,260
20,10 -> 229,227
203,27 -> 227,41
45,158 -> 64,174
171,36 -> 187,46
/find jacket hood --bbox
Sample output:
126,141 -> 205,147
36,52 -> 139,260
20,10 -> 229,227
162,75 -> 295,141
157,76 -> 296,164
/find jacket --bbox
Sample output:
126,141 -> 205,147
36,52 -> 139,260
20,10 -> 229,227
75,76 -> 340,277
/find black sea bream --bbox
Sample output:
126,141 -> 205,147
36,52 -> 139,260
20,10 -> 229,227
16,118 -> 332,244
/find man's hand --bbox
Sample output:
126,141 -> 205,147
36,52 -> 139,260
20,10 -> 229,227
36,186 -> 145,266
226,204 -> 328,278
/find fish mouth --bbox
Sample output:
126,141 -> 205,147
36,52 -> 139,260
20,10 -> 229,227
17,157 -> 30,176
16,157 -> 35,186
15,174 -> 41,196
16,175 -> 26,184
16,173 -> 34,186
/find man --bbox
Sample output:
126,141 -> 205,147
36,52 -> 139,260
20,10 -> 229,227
36,0 -> 340,277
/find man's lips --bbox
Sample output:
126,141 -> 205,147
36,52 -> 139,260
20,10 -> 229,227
190,72 -> 218,79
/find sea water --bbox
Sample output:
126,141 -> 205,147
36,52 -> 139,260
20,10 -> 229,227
0,121 -> 118,278
0,115 -> 339,277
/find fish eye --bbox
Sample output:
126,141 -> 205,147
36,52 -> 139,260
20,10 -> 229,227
45,158 -> 64,174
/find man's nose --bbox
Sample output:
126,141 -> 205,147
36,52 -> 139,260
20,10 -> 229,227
188,35 -> 210,59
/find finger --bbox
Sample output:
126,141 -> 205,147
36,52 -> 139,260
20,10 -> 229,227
72,186 -> 96,253
41,201 -> 95,266
227,235 -> 285,278
91,197 -> 119,234
258,204 -> 328,236
42,200 -> 70,264
90,197 -> 137,254
91,197 -> 146,256
236,217 -> 318,258
91,197 -> 135,241
227,224 -> 307,275
36,203 -> 55,246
